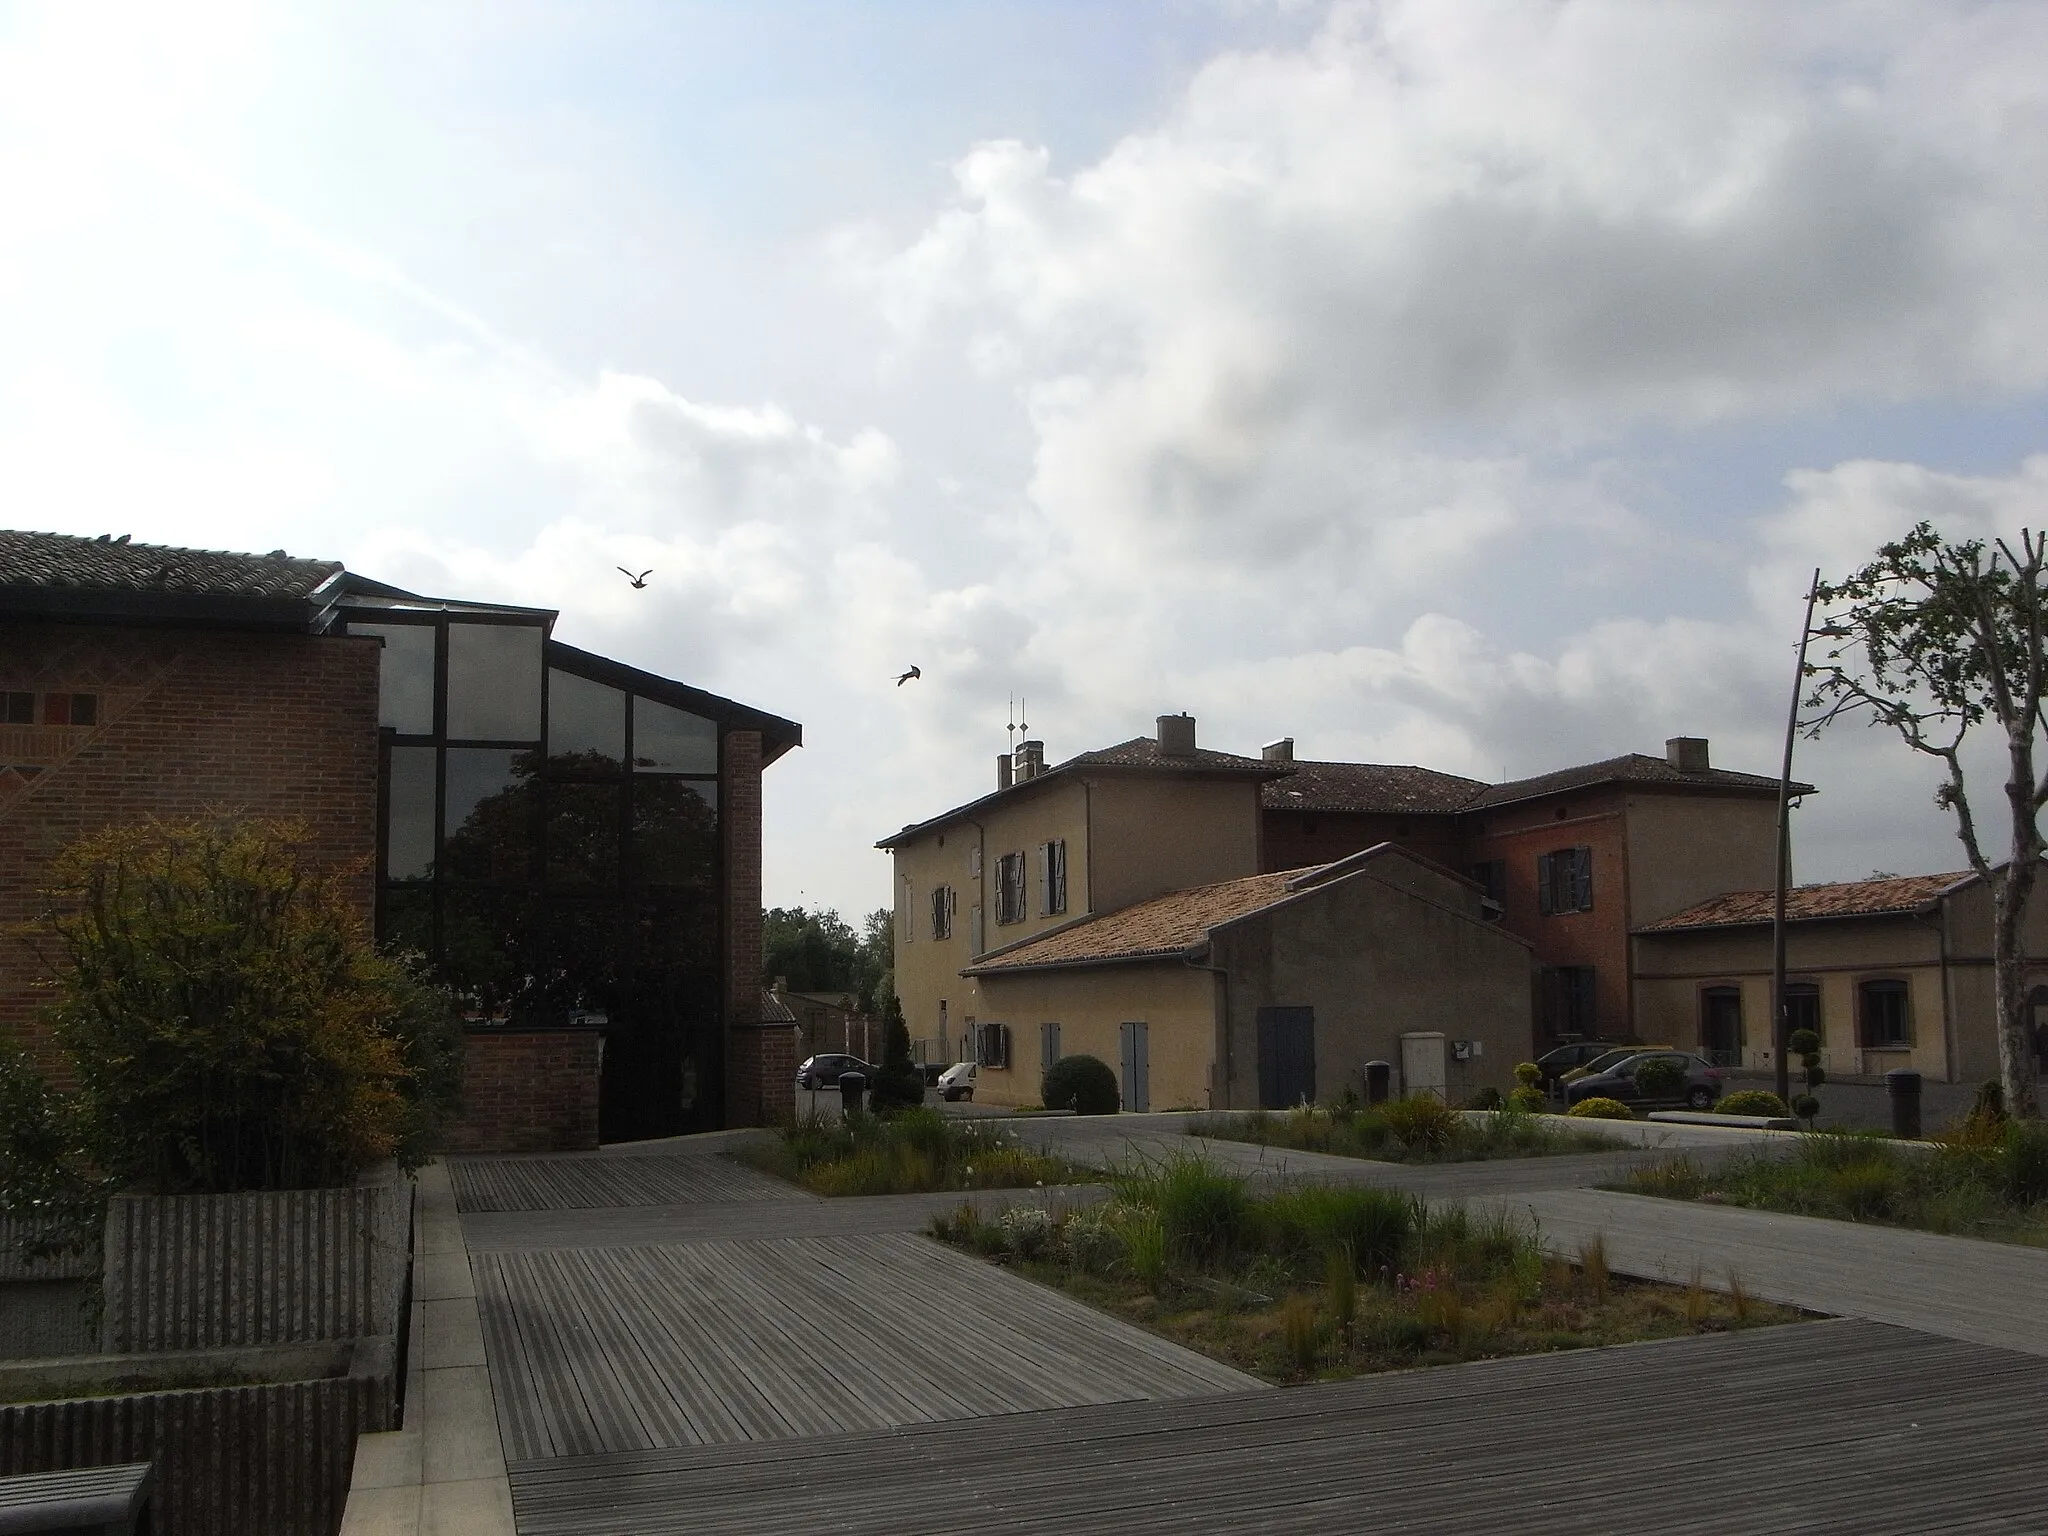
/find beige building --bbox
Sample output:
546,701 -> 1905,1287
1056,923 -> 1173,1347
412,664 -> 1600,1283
878,714 -> 1286,1072
1634,870 -> 2048,1084
960,844 -> 1532,1111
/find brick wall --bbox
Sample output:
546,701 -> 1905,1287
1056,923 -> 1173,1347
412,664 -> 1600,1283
720,729 -> 794,1127
444,1031 -> 602,1154
0,622 -> 380,1066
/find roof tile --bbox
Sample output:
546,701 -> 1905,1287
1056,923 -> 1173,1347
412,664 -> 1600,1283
1639,871 -> 1974,932
968,868 -> 1313,972
0,530 -> 341,601
1263,760 -> 1485,814
1467,753 -> 1799,810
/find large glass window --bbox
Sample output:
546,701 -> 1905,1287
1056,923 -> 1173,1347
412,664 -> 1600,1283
632,697 -> 716,773
446,623 -> 542,741
632,778 -> 717,886
354,623 -> 436,734
547,781 -> 623,888
386,746 -> 437,881
442,748 -> 536,883
549,669 -> 626,765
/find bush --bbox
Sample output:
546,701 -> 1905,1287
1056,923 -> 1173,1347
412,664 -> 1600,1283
2004,1120 -> 2048,1205
1267,1185 -> 1415,1275
866,1006 -> 926,1112
1506,1085 -> 1547,1113
1465,1086 -> 1503,1111
1566,1097 -> 1635,1121
1149,1155 -> 1252,1261
1381,1094 -> 1459,1153
1633,1057 -> 1687,1100
1715,1090 -> 1790,1118
1043,1054 -> 1120,1115
1513,1062 -> 1543,1089
13,817 -> 462,1199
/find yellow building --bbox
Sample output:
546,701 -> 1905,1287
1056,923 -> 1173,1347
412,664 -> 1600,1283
1634,870 -> 2048,1084
877,714 -> 1285,1071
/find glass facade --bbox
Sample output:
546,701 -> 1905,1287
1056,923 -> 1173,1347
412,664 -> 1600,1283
351,615 -> 725,1138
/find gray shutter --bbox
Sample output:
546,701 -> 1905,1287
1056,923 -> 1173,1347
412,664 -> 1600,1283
1575,847 -> 1593,911
1536,854 -> 1553,916
1036,843 -> 1048,916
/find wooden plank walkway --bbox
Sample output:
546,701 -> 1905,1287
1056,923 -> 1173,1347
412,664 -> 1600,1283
451,1154 -> 805,1213
474,1231 -> 1258,1461
1524,1187 -> 2048,1357
462,1185 -> 1110,1254
508,1319 -> 2048,1534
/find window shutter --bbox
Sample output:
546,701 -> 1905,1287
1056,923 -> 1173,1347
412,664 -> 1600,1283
1036,844 -> 1049,916
1575,847 -> 1593,911
1050,840 -> 1067,913
1536,854 -> 1553,916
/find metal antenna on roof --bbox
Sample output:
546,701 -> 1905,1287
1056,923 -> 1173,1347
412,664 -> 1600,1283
1018,697 -> 1028,739
1007,697 -> 1016,752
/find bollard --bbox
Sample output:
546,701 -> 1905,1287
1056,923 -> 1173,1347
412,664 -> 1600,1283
1363,1060 -> 1392,1106
839,1070 -> 867,1115
1886,1068 -> 1922,1141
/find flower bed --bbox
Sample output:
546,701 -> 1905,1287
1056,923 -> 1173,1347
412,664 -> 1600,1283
735,1107 -> 1092,1196
1192,1098 -> 1623,1165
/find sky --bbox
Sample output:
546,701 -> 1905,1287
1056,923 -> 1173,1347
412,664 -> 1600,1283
3,0 -> 2046,920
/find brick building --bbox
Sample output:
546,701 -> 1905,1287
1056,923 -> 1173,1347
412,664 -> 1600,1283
0,530 -> 800,1148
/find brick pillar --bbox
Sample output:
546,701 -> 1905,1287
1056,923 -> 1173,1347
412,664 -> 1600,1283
720,730 -> 791,1128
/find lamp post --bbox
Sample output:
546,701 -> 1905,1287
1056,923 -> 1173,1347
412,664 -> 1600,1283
1773,570 -> 1823,1106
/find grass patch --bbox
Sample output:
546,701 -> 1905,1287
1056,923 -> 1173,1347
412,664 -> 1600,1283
1192,1098 -> 1624,1165
1619,1117 -> 2048,1245
735,1107 -> 1090,1196
929,1153 -> 1799,1383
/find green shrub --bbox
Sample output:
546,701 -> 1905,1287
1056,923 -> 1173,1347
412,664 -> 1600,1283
1715,1090 -> 1790,1118
1632,1057 -> 1687,1100
1042,1054 -> 1120,1115
1382,1094 -> 1459,1152
1268,1185 -> 1416,1275
866,1006 -> 926,1112
1506,1085 -> 1547,1113
1567,1097 -> 1635,1121
1513,1062 -> 1542,1089
1148,1155 -> 1252,1260
1791,1094 -> 1821,1123
1787,1029 -> 1821,1057
2003,1120 -> 2048,1205
1829,1161 -> 1900,1219
1465,1086 -> 1503,1111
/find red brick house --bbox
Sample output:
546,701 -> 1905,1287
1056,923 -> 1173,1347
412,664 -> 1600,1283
1255,736 -> 1811,1045
0,530 -> 800,1149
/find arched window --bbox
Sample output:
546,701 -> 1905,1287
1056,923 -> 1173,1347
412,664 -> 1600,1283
1858,979 -> 1911,1049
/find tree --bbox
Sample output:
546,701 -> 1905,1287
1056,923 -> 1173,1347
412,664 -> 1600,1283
761,906 -> 863,992
1807,522 -> 2048,1117
9,817 -> 463,1205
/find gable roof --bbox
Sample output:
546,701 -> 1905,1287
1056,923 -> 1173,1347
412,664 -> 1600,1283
1637,871 -> 1975,933
1,530 -> 347,629
1467,752 -> 1805,812
876,735 -> 1290,850
1263,760 -> 1487,815
965,868 -> 1309,973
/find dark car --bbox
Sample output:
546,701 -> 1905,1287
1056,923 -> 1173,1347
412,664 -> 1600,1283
1564,1051 -> 1724,1111
1532,1040 -> 1613,1093
796,1053 -> 876,1090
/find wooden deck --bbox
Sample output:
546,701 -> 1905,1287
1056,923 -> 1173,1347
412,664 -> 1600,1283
508,1319 -> 2048,1534
451,1154 -> 805,1213
475,1231 -> 1258,1461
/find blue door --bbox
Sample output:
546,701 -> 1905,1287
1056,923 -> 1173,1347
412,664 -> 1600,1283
1119,1021 -> 1149,1113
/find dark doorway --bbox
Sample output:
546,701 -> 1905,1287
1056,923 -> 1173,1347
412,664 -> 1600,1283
1700,986 -> 1743,1066
1257,1006 -> 1316,1108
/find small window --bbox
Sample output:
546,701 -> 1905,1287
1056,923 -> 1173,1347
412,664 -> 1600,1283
1039,839 -> 1068,916
2,692 -> 33,724
931,883 -> 953,940
1540,966 -> 1596,1037
1859,979 -> 1911,1049
977,1020 -> 1011,1069
995,851 -> 1027,925
1468,860 -> 1506,919
41,692 -> 97,727
1536,847 -> 1593,915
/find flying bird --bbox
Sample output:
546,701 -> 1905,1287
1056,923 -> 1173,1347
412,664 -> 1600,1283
617,567 -> 652,588
896,665 -> 922,686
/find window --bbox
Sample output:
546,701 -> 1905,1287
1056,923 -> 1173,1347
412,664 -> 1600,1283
1539,966 -> 1596,1037
40,692 -> 97,727
1860,979 -> 1911,1049
930,883 -> 953,940
1785,982 -> 1820,1044
353,623 -> 436,734
1039,839 -> 1068,915
548,669 -> 625,764
631,697 -> 717,773
3,692 -> 33,724
1537,847 -> 1593,915
1468,860 -> 1506,919
385,745 -> 438,882
977,1020 -> 1011,1069
445,623 -> 542,741
1700,986 -> 1742,1065
995,851 -> 1027,925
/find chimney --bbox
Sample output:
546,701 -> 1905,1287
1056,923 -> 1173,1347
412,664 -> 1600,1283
1157,713 -> 1197,758
1262,737 -> 1294,763
1014,740 -> 1045,781
996,753 -> 1013,790
1666,736 -> 1710,773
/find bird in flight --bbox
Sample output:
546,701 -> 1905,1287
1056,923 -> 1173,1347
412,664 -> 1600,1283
896,665 -> 922,686
617,567 -> 652,588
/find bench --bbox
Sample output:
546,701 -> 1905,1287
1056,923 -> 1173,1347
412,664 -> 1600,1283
0,1464 -> 155,1535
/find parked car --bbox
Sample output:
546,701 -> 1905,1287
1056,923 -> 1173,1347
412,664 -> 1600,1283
1564,1051 -> 1723,1111
937,1062 -> 977,1102
1558,1045 -> 1675,1089
796,1053 -> 876,1090
1532,1040 -> 1612,1093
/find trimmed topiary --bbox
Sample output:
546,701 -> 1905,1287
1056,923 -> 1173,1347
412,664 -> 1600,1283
1633,1057 -> 1688,1100
1042,1054 -> 1120,1115
1791,1094 -> 1821,1123
1787,1029 -> 1821,1057
1513,1062 -> 1543,1089
1567,1097 -> 1635,1121
1715,1089 -> 1790,1118
1507,1085 -> 1547,1113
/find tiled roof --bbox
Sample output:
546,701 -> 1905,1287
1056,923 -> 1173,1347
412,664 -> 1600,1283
966,868 -> 1312,973
1263,760 -> 1486,815
1467,753 -> 1802,811
1065,737 -> 1291,776
1638,871 -> 1975,933
0,530 -> 343,600
759,990 -> 798,1025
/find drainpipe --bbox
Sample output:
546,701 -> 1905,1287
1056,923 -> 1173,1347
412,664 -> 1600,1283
964,816 -> 987,1065
1182,941 -> 1232,1110
1919,905 -> 1956,1085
